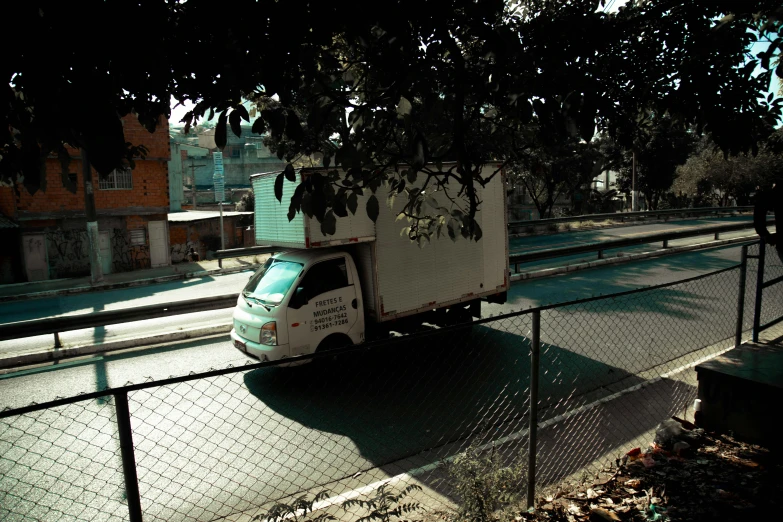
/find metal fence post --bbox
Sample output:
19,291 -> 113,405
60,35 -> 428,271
735,245 -> 748,348
54,332 -> 62,348
753,240 -> 766,342
115,391 -> 143,522
527,310 -> 540,510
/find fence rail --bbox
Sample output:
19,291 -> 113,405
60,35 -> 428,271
0,294 -> 239,345
509,218 -> 769,273
508,205 -> 753,231
2,238 -> 781,522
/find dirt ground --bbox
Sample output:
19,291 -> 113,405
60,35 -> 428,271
517,417 -> 782,522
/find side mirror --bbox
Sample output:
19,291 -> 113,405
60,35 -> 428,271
289,287 -> 308,309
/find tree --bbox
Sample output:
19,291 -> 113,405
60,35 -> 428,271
508,131 -> 604,218
674,131 -> 783,206
605,118 -> 698,210
4,0 -> 783,239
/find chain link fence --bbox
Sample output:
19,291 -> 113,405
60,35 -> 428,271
2,239 -> 780,522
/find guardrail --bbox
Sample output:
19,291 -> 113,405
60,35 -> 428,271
508,206 -> 753,232
0,294 -> 239,347
2,220 -> 768,346
508,219 -> 770,274
214,245 -> 279,268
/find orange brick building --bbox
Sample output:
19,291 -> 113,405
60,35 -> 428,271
0,114 -> 171,283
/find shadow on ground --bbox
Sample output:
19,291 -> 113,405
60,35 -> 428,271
243,321 -> 696,507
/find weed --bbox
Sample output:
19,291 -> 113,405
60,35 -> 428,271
255,490 -> 336,522
342,483 -> 422,522
444,445 -> 525,522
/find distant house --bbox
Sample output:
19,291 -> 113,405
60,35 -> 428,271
168,210 -> 253,263
0,114 -> 171,283
168,124 -> 288,199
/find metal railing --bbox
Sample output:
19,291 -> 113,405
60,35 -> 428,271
507,205 -> 753,232
3,243 -> 780,521
509,219 -> 770,274
0,294 -> 239,347
750,235 -> 783,341
214,245 -> 279,268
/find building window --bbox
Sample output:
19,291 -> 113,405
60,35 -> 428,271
99,167 -> 133,190
130,228 -> 146,246
230,146 -> 241,158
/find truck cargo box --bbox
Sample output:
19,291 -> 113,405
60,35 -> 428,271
252,165 -> 508,322
252,171 -> 375,249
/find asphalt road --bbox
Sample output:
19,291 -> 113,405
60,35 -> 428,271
3,237 -> 776,522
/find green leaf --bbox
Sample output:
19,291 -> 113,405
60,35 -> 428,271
321,210 -> 337,236
366,194 -> 380,222
285,110 -> 304,143
347,192 -> 358,214
274,173 -> 284,203
215,111 -> 228,149
396,96 -> 412,116
284,163 -> 296,182
405,169 -> 417,183
333,194 -> 348,217
229,109 -> 242,137
473,220 -> 483,242
447,218 -> 459,241
235,104 -> 250,122
251,116 -> 266,135
301,192 -> 313,217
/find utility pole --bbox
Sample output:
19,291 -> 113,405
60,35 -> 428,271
632,151 -> 639,212
189,158 -> 206,210
82,149 -> 104,284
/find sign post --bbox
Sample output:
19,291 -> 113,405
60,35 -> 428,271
213,152 -> 226,266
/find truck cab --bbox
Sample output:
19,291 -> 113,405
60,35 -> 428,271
231,249 -> 365,362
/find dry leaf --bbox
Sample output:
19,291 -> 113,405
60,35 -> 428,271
589,507 -> 621,521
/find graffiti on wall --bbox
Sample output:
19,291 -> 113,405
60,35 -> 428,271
111,228 -> 150,271
46,229 -> 89,277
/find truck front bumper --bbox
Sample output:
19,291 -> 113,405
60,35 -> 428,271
231,329 -> 290,362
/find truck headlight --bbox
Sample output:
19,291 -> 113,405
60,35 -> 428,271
260,322 -> 277,346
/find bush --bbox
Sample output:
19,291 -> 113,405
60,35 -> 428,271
444,445 -> 525,522
236,191 -> 255,212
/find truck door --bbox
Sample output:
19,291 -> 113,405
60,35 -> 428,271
287,256 -> 358,355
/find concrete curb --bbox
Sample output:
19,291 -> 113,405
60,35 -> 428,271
0,324 -> 233,371
510,234 -> 754,282
3,264 -> 259,303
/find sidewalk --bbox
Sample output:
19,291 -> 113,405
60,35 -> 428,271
0,255 -> 266,302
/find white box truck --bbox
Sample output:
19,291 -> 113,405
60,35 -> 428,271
231,164 -> 509,361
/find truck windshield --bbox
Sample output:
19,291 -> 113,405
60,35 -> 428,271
243,259 -> 303,305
